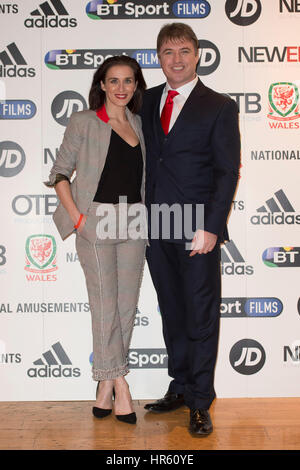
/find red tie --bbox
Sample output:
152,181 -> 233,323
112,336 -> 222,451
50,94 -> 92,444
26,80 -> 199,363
160,90 -> 179,135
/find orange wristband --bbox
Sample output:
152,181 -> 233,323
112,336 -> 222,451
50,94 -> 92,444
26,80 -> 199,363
74,213 -> 83,229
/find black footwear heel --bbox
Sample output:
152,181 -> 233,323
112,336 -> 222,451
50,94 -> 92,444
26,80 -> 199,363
116,412 -> 137,424
92,381 -> 114,419
92,407 -> 112,419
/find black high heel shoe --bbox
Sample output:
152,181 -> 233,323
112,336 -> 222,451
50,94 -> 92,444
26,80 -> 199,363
115,412 -> 137,424
92,381 -> 114,419
114,385 -> 137,424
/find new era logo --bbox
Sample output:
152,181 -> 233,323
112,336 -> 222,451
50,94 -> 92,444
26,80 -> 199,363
0,43 -> 26,66
33,341 -> 72,366
221,240 -> 245,263
256,189 -> 295,213
30,0 -> 68,16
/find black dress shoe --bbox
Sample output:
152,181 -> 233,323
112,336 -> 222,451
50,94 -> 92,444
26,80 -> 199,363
144,391 -> 185,413
189,409 -> 213,437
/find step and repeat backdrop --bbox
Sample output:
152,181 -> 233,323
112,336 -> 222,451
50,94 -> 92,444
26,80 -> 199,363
1,0 -> 300,401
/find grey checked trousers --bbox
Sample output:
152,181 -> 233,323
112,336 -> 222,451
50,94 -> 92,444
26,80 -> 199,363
75,202 -> 146,380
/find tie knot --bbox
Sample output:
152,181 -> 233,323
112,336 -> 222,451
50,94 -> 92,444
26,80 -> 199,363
166,90 -> 179,103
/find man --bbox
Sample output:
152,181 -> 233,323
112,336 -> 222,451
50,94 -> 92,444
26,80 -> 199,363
141,23 -> 240,437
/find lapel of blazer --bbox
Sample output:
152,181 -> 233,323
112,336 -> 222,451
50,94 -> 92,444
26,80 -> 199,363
150,84 -> 166,146
125,107 -> 145,164
126,107 -> 147,204
166,78 -> 208,141
95,112 -> 112,176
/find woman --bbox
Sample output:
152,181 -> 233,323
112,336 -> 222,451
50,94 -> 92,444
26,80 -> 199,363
45,56 -> 147,424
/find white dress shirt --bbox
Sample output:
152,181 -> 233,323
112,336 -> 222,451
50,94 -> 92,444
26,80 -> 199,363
159,75 -> 199,132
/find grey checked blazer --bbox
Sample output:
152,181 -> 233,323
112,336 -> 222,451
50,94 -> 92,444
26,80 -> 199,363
47,108 -> 146,241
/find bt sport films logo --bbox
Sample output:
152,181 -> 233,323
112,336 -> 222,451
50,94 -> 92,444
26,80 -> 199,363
85,0 -> 210,20
44,40 -> 220,75
25,234 -> 58,282
0,100 -> 36,120
89,348 -> 168,369
268,82 -> 300,129
262,247 -> 300,268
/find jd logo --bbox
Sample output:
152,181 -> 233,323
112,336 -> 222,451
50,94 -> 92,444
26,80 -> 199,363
51,91 -> 87,126
0,141 -> 26,177
225,0 -> 261,26
229,339 -> 266,374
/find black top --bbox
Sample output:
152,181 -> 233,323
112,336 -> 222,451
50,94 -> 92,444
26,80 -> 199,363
93,130 -> 143,204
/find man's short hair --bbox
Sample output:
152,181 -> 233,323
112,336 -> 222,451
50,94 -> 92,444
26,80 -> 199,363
157,23 -> 199,55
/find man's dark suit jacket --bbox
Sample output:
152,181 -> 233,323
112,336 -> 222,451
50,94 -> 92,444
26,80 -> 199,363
141,78 -> 240,243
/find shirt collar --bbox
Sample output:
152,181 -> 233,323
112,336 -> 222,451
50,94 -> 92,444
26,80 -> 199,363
96,104 -> 110,123
164,75 -> 198,98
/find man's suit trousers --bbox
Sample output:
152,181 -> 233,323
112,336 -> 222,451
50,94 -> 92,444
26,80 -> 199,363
146,239 -> 221,410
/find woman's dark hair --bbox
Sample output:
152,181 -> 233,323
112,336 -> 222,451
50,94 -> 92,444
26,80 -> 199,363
89,55 -> 146,113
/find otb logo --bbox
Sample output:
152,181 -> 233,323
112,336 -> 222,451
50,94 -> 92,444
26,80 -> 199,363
0,42 -> 36,78
0,100 -> 36,119
24,0 -> 77,28
25,235 -> 58,281
230,339 -> 266,375
250,189 -> 300,225
221,240 -> 254,275
51,91 -> 87,127
262,247 -> 300,267
268,82 -> 300,129
86,0 -> 210,20
28,342 -> 80,378
0,141 -> 26,177
12,194 -> 58,216
225,0 -> 261,26
0,245 -> 6,267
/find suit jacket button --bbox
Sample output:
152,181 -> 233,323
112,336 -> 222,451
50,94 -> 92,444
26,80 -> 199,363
159,158 -> 163,162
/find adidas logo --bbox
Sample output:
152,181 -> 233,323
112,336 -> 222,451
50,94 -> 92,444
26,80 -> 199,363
250,189 -> 300,225
24,0 -> 77,28
27,341 -> 81,378
0,43 -> 35,78
221,240 -> 254,275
